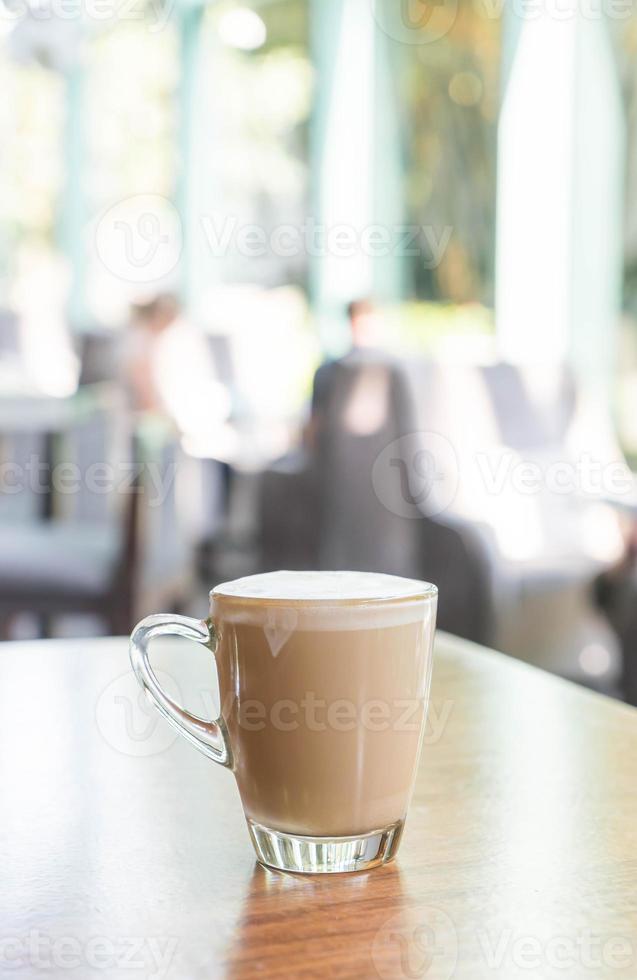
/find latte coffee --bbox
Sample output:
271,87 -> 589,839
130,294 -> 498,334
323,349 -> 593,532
131,570 -> 438,873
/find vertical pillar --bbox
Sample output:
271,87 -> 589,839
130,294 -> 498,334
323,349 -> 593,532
176,5 -> 205,316
495,8 -> 624,400
309,0 -> 371,352
310,0 -> 405,352
59,63 -> 87,330
373,14 -> 407,305
570,23 -> 624,396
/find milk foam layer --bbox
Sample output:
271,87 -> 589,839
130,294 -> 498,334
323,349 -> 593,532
211,571 -> 437,632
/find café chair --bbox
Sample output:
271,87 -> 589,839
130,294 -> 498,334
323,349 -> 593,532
0,309 -> 20,357
258,355 -> 620,680
0,388 -> 136,636
0,479 -> 139,638
0,399 -> 193,637
259,355 -> 494,644
77,330 -> 123,386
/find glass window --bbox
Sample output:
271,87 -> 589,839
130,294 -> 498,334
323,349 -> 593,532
85,20 -> 179,325
0,47 -> 64,307
200,0 -> 312,290
390,5 -> 501,308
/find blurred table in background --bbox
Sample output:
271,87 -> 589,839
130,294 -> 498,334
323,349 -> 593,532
0,390 -> 85,432
0,386 -> 117,521
2,631 -> 636,978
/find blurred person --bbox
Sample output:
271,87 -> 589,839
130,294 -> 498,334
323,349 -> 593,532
124,293 -> 180,414
124,293 -> 235,542
305,298 -> 384,449
344,298 -> 384,349
123,293 -> 231,435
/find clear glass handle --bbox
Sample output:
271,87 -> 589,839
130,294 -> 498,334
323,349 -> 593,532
129,614 -> 232,768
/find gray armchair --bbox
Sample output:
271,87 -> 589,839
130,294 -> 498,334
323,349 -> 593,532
259,354 -> 620,677
0,390 -> 195,637
259,355 -> 495,644
0,389 -> 138,636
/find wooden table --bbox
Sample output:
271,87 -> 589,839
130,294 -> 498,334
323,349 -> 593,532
2,632 -> 636,979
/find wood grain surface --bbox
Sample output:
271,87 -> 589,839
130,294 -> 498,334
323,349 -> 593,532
1,632 -> 636,979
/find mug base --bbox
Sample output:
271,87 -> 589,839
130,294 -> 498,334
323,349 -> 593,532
247,818 -> 404,874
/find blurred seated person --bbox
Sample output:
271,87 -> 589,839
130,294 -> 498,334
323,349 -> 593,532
124,293 -> 231,438
306,298 -> 384,450
125,293 -> 179,414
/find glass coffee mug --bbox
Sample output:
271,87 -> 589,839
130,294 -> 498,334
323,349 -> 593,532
130,571 -> 437,874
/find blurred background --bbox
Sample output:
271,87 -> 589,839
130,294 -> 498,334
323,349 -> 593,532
2,0 -> 637,699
